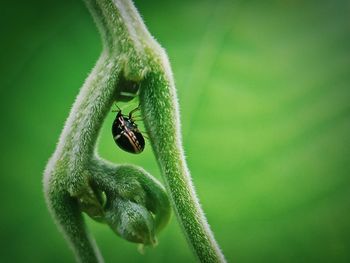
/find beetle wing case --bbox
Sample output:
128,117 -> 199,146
112,113 -> 145,154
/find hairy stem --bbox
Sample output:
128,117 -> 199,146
140,67 -> 226,262
44,0 -> 226,262
44,0 -> 158,261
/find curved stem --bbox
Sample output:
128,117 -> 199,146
140,69 -> 226,262
44,0 -> 149,261
45,188 -> 103,263
44,0 -> 226,262
44,54 -> 121,263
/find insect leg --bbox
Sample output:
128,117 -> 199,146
129,104 -> 141,119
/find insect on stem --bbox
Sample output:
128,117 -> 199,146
112,106 -> 145,154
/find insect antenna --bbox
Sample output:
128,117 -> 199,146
131,117 -> 144,122
112,103 -> 122,112
128,105 -> 141,119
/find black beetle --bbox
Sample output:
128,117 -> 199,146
112,106 -> 145,154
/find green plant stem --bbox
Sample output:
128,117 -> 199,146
44,0 -> 151,261
140,69 -> 226,263
44,0 -> 226,262
44,51 -> 118,263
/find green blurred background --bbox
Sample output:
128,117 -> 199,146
1,0 -> 350,262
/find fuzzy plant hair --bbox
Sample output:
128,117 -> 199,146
43,0 -> 226,262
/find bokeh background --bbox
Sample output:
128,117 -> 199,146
1,0 -> 350,262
